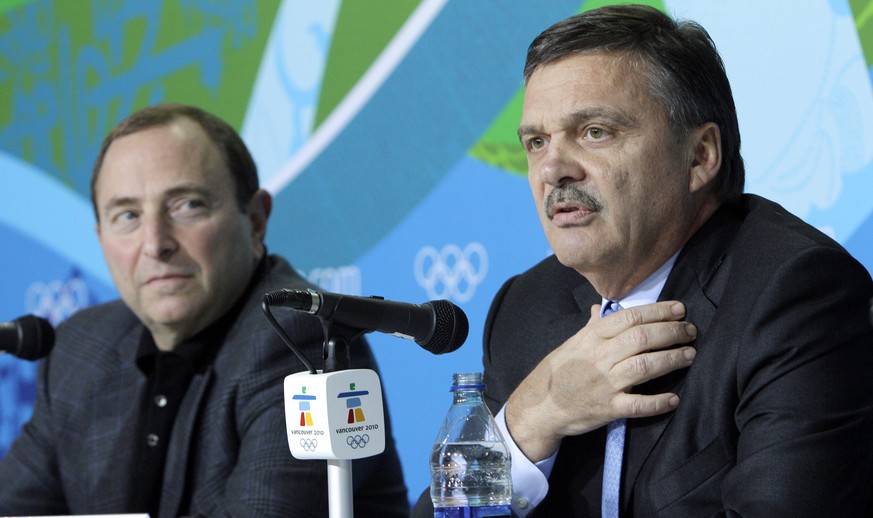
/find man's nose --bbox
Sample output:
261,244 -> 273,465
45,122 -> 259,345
538,138 -> 587,188
141,214 -> 178,260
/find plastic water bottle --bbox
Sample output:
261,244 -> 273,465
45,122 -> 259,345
430,372 -> 511,517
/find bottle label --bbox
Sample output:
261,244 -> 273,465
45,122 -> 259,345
434,504 -> 511,517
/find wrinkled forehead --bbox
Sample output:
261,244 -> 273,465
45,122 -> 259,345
520,52 -> 664,127
94,121 -> 229,206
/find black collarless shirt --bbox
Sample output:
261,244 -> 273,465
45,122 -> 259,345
130,256 -> 267,515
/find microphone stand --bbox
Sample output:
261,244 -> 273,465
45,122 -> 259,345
264,294 -> 396,518
322,323 -> 358,518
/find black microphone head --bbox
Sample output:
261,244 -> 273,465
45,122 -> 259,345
418,300 -> 468,354
15,315 -> 55,361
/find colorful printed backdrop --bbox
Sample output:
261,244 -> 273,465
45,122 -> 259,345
2,0 -> 872,504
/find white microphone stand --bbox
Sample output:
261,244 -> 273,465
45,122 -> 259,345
324,333 -> 356,518
328,459 -> 354,517
272,295 -> 393,518
282,321 -> 389,517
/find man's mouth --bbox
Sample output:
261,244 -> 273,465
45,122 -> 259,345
550,202 -> 590,218
146,272 -> 191,285
545,186 -> 602,220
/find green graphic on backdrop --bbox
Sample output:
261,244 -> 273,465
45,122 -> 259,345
0,0 -> 280,198
316,0 -> 420,128
0,0 -> 29,15
852,0 -> 873,66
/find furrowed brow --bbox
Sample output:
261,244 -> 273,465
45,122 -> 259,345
561,107 -> 635,129
101,196 -> 139,216
162,184 -> 213,201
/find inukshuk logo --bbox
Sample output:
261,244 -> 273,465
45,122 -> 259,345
338,382 -> 368,424
292,386 -> 316,427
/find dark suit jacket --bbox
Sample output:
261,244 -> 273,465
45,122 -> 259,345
0,255 -> 408,517
483,195 -> 873,516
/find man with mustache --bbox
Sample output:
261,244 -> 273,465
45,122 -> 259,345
473,5 -> 873,517
0,104 -> 409,517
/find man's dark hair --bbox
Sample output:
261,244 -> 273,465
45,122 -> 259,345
90,103 -> 259,220
524,4 -> 744,202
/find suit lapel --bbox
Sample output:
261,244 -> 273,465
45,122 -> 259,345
87,358 -> 145,504
84,323 -> 144,506
622,203 -> 741,508
158,367 -> 214,517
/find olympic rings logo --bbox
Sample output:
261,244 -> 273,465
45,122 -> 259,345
25,275 -> 91,326
414,243 -> 488,303
299,438 -> 318,451
346,434 -> 370,449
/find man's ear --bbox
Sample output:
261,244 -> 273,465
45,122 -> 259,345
247,189 -> 272,257
688,122 -> 722,193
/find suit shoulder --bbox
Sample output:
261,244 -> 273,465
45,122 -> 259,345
687,195 -> 873,311
739,195 -> 851,255
261,255 -> 316,293
57,300 -> 140,345
215,254 -> 337,374
45,300 -> 141,377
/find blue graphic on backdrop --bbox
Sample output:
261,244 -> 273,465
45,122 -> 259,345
267,0 -> 579,272
666,0 -> 873,263
242,0 -> 341,180
847,212 -> 873,268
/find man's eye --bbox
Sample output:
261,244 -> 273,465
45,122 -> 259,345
525,137 -> 546,151
181,199 -> 205,210
173,198 -> 207,213
112,210 -> 138,223
107,210 -> 139,232
585,127 -> 610,140
170,198 -> 210,222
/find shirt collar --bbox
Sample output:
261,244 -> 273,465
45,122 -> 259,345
600,251 -> 679,315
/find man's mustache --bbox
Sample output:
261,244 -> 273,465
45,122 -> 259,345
545,186 -> 603,219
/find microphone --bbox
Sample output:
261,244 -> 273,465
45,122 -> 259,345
264,288 -> 468,354
0,315 -> 55,360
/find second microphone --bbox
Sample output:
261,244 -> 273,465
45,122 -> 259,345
263,288 -> 468,355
